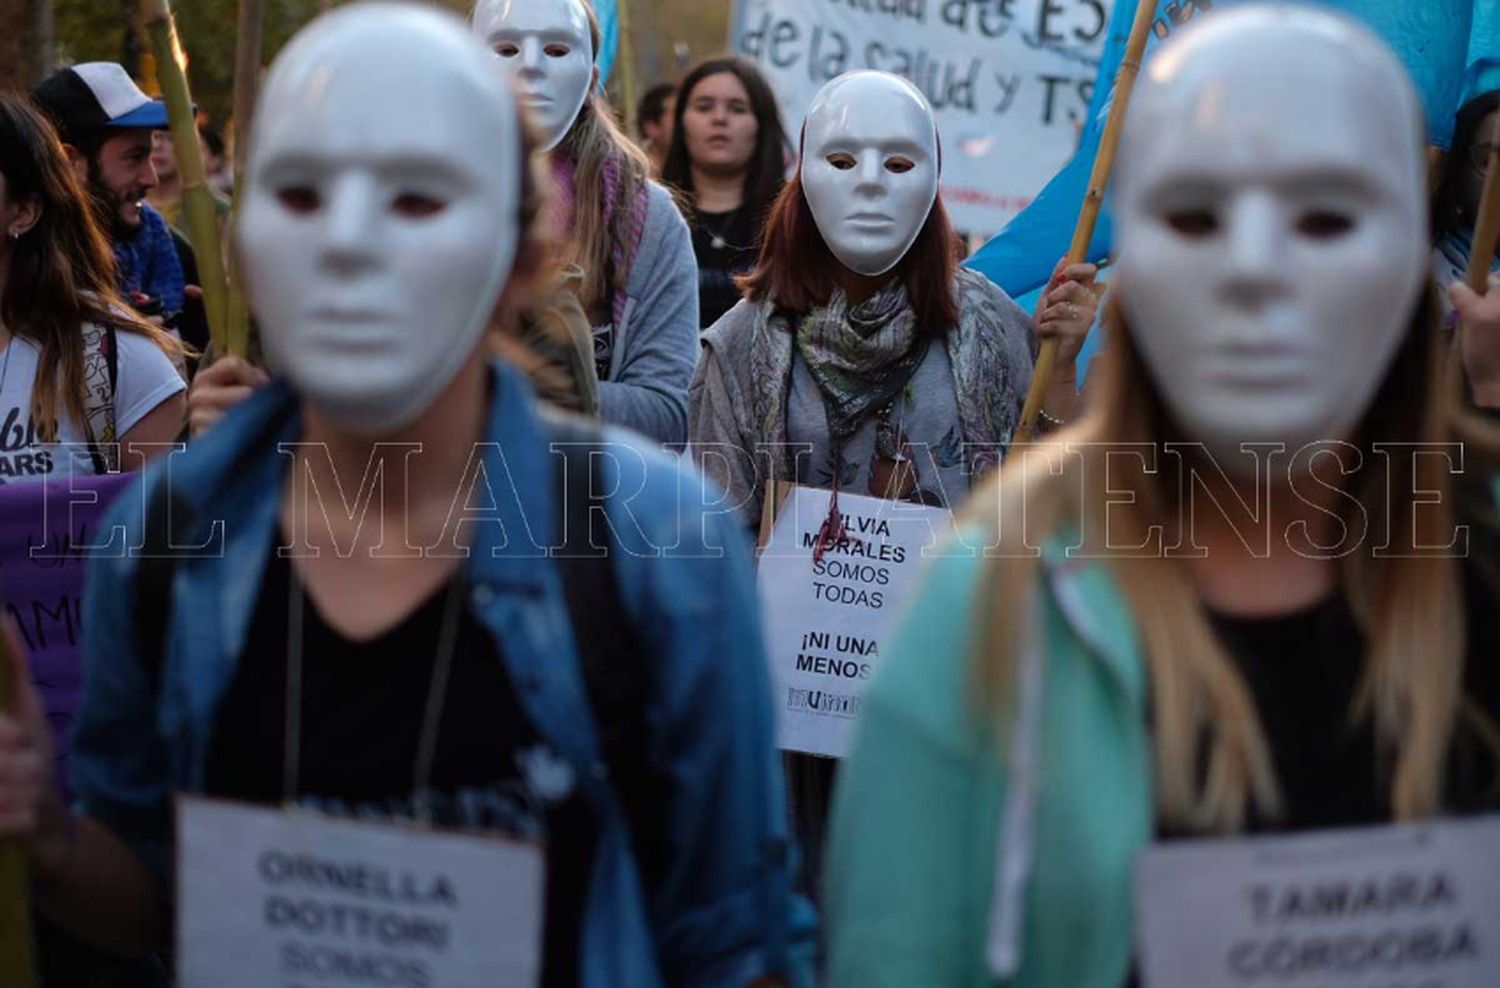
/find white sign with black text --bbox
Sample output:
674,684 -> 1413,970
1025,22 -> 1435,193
1135,817 -> 1500,988
757,484 -> 954,759
177,797 -> 545,988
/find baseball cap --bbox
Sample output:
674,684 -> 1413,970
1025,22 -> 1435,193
32,62 -> 170,147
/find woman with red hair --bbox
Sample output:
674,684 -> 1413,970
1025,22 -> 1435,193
687,71 -> 1096,895
689,70 -> 1095,523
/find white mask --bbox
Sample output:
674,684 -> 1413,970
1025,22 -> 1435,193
473,0 -> 594,153
238,3 -> 522,437
1115,6 -> 1428,471
800,71 -> 939,277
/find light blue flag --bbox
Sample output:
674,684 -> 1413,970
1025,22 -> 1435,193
968,0 -> 1481,304
594,0 -> 620,86
1467,0 -> 1500,105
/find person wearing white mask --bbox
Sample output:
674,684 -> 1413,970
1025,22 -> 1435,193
0,7 -> 812,985
688,70 -> 1098,524
472,0 -> 698,445
823,9 -> 1500,987
687,69 -> 1096,897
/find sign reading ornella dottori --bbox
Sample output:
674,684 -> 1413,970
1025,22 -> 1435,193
757,484 -> 954,759
177,797 -> 545,988
1135,817 -> 1500,988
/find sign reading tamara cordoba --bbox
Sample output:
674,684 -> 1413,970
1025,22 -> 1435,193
1135,816 -> 1500,988
757,484 -> 953,759
177,797 -> 545,988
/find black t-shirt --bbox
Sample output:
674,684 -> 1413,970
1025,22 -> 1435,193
203,542 -> 596,988
1125,556 -> 1500,986
692,207 -> 759,329
1200,555 -> 1500,834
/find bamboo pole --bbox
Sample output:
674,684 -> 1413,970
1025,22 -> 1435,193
225,0 -> 264,360
1013,0 -> 1157,443
613,0 -> 638,131
0,616 -> 35,987
141,0 -> 244,357
1465,142 -> 1500,292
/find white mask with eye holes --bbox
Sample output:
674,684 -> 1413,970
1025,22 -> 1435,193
238,3 -> 521,437
800,71 -> 940,278
472,0 -> 594,153
1115,5 -> 1428,473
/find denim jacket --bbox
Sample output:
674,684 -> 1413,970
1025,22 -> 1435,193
75,361 -> 814,988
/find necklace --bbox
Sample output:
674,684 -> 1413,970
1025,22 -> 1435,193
699,207 -> 749,252
283,568 -> 466,821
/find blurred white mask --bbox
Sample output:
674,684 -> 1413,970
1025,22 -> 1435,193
239,3 -> 521,436
473,0 -> 594,153
1115,5 -> 1428,472
800,71 -> 939,277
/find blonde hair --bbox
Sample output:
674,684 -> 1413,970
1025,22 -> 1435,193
967,284 -> 1500,833
555,1 -> 652,321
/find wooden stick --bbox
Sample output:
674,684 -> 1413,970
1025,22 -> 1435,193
0,614 -> 35,987
1013,0 -> 1157,443
141,0 -> 243,357
614,0 -> 638,134
1466,142 -> 1500,292
230,0 -> 262,193
225,0 -> 264,361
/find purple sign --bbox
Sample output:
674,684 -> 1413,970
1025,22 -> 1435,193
0,473 -> 137,803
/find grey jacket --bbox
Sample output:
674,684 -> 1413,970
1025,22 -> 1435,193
598,181 -> 699,444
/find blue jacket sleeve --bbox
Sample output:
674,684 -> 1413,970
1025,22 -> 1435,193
610,447 -> 816,988
72,473 -> 175,882
597,183 -> 699,445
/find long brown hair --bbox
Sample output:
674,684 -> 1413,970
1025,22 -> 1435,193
554,0 -> 652,321
660,56 -> 789,233
738,173 -> 960,334
0,94 -> 177,441
967,284 -> 1500,833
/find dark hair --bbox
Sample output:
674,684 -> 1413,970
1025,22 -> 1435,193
738,173 -> 960,335
661,56 -> 788,232
636,83 -> 675,136
198,121 -> 226,159
1432,89 -> 1500,240
0,94 -> 176,440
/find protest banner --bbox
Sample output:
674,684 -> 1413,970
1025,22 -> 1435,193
757,483 -> 954,759
729,0 -> 1116,236
177,797 -> 545,988
0,472 -> 136,805
1134,817 -> 1500,987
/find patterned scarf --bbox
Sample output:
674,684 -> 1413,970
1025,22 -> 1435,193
744,269 -> 1028,497
551,153 -> 650,332
113,203 -> 186,315
792,283 -> 930,453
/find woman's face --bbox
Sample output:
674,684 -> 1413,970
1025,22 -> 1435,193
682,72 -> 759,179
1459,108 -> 1500,228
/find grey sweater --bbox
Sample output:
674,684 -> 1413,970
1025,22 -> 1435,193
597,181 -> 699,444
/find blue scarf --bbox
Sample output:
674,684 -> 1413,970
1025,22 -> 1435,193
113,203 -> 186,315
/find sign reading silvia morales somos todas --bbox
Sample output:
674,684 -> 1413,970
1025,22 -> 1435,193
1135,817 -> 1500,988
729,0 -> 1116,236
757,484 -> 954,759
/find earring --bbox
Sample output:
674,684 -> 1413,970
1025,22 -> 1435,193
6,230 -> 17,240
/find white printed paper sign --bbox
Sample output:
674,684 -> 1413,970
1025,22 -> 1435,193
757,485 -> 954,758
729,0 -> 1115,235
1135,817 -> 1500,988
177,797 -> 545,988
